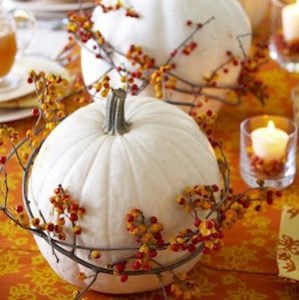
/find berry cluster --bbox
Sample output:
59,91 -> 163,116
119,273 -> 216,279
237,43 -> 269,103
168,218 -> 222,255
126,209 -> 165,271
67,12 -> 93,44
0,125 -> 31,166
150,64 -> 176,98
68,9 -> 269,108
126,45 -> 156,72
14,205 -> 29,228
92,75 -> 111,98
171,274 -> 201,300
28,71 -> 67,131
249,153 -> 285,177
30,185 -> 86,240
177,185 -> 219,214
171,185 -> 222,254
95,0 -> 140,18
182,41 -> 198,55
219,184 -> 282,230
192,108 -> 218,146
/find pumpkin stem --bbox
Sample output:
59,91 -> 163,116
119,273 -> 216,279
104,88 -> 131,135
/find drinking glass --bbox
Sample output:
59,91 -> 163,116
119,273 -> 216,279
269,0 -> 299,72
0,8 -> 35,92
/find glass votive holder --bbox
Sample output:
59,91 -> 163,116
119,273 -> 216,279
240,115 -> 297,188
269,0 -> 299,72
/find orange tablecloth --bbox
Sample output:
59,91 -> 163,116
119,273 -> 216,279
1,14 -> 299,300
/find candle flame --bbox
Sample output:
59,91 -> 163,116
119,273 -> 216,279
267,120 -> 275,131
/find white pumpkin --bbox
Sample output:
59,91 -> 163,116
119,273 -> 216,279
81,0 -> 251,112
28,90 -> 220,294
238,0 -> 269,29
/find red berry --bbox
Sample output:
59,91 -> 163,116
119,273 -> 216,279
171,244 -> 180,252
150,216 -> 158,224
177,197 -> 186,205
212,185 -> 219,192
32,108 -> 39,116
255,205 -> 262,212
192,237 -> 199,245
120,274 -> 128,282
148,249 -> 157,258
115,262 -> 126,273
181,244 -> 188,251
0,156 -> 6,164
126,214 -> 134,222
73,226 -> 82,235
242,201 -> 250,208
47,223 -> 55,232
188,244 -> 196,253
194,218 -> 201,227
206,110 -> 213,117
157,240 -> 165,248
31,217 -> 40,227
70,204 -> 79,211
69,213 -> 78,222
202,247 -> 210,254
15,205 -> 24,213
206,220 -> 214,229
132,260 -> 141,270
135,252 -> 145,259
131,84 -> 138,91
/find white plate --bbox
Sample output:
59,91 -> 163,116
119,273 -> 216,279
0,108 -> 33,123
9,0 -> 95,13
0,55 -> 71,102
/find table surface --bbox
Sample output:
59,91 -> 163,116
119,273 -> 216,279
1,10 -> 299,300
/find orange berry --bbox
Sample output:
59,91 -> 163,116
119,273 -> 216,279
73,225 -> 82,235
90,250 -> 101,259
31,218 -> 40,227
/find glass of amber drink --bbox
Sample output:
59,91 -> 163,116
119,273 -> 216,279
0,8 -> 35,92
0,10 -> 18,91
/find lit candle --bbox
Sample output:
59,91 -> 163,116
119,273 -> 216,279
251,120 -> 289,161
282,0 -> 299,44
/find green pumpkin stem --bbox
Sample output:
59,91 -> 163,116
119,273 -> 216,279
104,88 -> 131,135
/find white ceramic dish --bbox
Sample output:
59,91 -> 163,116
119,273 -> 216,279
10,0 -> 95,13
0,55 -> 71,122
0,108 -> 33,123
0,55 -> 71,103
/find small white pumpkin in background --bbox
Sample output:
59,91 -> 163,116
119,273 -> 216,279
81,0 -> 251,112
238,0 -> 269,30
28,89 -> 220,294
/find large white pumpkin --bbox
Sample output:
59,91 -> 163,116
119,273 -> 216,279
81,0 -> 251,111
28,91 -> 220,294
238,0 -> 269,29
